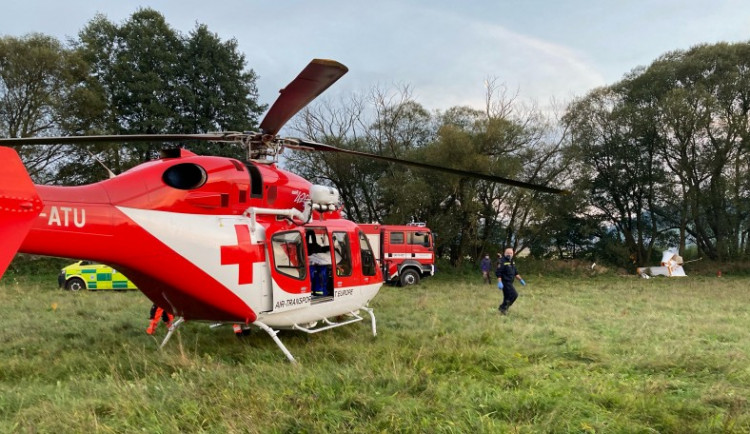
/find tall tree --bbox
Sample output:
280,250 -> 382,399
0,34 -> 93,182
289,83 -> 572,265
564,87 -> 667,266
288,87 -> 435,224
645,43 -> 750,259
65,8 -> 265,184
565,42 -> 750,262
174,24 -> 265,158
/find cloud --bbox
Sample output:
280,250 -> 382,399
270,4 -> 609,111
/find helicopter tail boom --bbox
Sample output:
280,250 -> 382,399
0,147 -> 44,278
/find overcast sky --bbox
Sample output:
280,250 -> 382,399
3,1 -> 750,112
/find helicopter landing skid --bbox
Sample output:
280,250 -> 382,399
254,321 -> 297,363
159,316 -> 185,348
254,308 -> 378,363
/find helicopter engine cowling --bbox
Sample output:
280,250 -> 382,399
310,184 -> 340,212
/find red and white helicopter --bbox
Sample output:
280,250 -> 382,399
0,59 -> 566,362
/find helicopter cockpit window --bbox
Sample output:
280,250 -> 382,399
332,232 -> 352,277
162,163 -> 207,190
358,231 -> 377,276
271,231 -> 306,280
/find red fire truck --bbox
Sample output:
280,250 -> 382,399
359,223 -> 435,286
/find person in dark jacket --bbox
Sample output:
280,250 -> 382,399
495,248 -> 526,314
480,254 -> 492,284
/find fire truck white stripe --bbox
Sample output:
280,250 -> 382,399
385,253 -> 433,259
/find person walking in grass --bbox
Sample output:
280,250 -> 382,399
496,247 -> 526,314
480,253 -> 492,284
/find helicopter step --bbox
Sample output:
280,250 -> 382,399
310,295 -> 334,304
206,307 -> 377,363
292,310 -> 365,334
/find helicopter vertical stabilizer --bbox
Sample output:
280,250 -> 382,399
0,147 -> 43,278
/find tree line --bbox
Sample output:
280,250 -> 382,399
2,8 -> 748,267
289,43 -> 750,266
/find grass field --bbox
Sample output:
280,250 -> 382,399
1,269 -> 749,433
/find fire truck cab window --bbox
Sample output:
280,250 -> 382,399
332,232 -> 352,276
391,232 -> 404,244
409,231 -> 430,247
271,231 -> 306,280
359,231 -> 377,276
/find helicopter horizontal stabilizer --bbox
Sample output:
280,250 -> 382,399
0,147 -> 44,278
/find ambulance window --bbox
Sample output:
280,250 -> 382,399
391,232 -> 404,244
332,232 -> 352,277
409,232 -> 430,247
271,231 -> 306,280
358,231 -> 377,276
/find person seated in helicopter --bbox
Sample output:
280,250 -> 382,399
308,248 -> 343,265
306,230 -> 327,253
309,250 -> 332,265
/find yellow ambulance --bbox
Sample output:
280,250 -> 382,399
58,261 -> 137,291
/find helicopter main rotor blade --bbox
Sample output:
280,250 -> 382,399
293,139 -> 570,195
259,59 -> 348,136
0,133 -> 246,146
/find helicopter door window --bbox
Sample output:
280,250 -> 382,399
358,231 -> 377,276
332,232 -> 352,277
271,231 -> 307,279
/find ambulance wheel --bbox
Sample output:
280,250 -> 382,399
399,269 -> 420,286
66,277 -> 86,292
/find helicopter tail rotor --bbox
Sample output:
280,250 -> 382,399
0,147 -> 44,277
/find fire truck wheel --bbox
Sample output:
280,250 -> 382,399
66,277 -> 86,292
399,269 -> 420,286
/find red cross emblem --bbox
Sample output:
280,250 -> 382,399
221,225 -> 265,284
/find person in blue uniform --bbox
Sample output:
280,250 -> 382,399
495,248 -> 526,314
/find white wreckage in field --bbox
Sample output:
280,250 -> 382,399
637,248 -> 687,278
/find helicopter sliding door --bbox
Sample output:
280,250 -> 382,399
306,227 -> 335,298
268,230 -> 312,313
